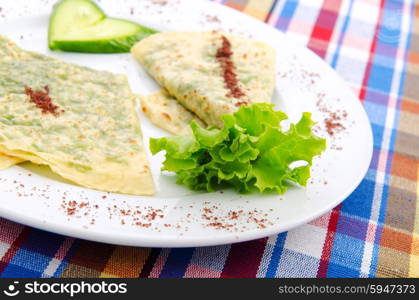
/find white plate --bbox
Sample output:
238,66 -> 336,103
0,0 -> 372,247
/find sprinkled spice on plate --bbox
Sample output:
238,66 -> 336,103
325,113 -> 345,136
315,93 -> 348,137
206,15 -> 221,23
152,0 -> 168,6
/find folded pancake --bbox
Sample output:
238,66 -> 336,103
0,36 -> 154,195
0,37 -> 31,169
132,31 -> 276,128
0,154 -> 24,170
140,89 -> 206,136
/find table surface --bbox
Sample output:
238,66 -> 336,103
0,0 -> 418,278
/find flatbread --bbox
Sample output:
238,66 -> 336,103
132,31 -> 276,128
0,37 -> 31,169
140,89 -> 205,136
0,154 -> 24,170
0,36 -> 154,195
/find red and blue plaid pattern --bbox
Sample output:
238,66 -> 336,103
0,0 -> 418,278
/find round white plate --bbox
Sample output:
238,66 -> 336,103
0,0 -> 373,247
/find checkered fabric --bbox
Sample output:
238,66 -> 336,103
0,0 -> 418,278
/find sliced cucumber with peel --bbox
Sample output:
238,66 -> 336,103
48,0 -> 157,53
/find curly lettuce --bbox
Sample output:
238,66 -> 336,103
150,103 -> 326,194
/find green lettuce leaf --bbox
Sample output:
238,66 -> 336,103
150,103 -> 326,194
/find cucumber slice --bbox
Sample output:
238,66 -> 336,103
52,18 -> 157,53
48,0 -> 105,49
48,0 -> 157,53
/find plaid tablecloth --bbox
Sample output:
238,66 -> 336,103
0,0 -> 418,278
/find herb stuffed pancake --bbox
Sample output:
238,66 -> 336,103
140,88 -> 206,136
0,36 -> 30,169
0,36 -> 155,195
0,154 -> 24,170
132,31 -> 276,128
